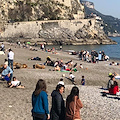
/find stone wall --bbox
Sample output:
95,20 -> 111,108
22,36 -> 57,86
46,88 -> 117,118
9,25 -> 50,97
1,19 -> 95,38
0,18 -> 116,45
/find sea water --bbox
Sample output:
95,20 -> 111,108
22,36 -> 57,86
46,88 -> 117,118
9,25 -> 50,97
46,37 -> 120,60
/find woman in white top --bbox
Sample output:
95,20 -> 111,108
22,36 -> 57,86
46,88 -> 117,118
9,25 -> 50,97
8,77 -> 25,88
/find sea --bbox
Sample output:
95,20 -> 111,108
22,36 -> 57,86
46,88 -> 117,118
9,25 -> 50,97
46,37 -> 120,60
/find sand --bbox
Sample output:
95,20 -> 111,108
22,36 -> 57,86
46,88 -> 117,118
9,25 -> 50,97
0,42 -> 120,120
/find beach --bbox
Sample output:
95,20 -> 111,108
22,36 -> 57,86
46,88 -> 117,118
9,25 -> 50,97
0,42 -> 120,120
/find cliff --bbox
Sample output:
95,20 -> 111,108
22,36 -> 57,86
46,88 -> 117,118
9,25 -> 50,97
83,1 -> 120,37
0,0 -> 116,45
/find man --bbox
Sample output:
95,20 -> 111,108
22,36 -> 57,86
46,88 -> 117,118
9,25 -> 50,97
50,84 -> 65,120
1,43 -> 5,52
1,63 -> 13,83
8,49 -> 14,70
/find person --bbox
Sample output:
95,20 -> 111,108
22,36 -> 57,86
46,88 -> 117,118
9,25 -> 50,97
58,78 -> 64,85
18,41 -> 21,47
98,51 -> 102,61
107,76 -> 115,90
1,43 -> 5,52
32,79 -> 50,120
79,64 -> 83,69
81,76 -> 85,85
50,84 -> 65,120
65,86 -> 83,120
8,49 -> 14,70
28,57 -> 41,61
69,72 -> 75,82
1,63 -> 13,83
109,81 -> 119,95
8,77 -> 25,88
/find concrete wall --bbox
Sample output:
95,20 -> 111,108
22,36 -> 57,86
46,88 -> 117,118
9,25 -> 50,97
1,19 -> 96,38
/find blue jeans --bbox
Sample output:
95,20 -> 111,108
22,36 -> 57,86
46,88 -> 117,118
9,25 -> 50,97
8,59 -> 13,70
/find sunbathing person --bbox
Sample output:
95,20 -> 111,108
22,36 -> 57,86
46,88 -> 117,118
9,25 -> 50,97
28,57 -> 41,61
44,56 -> 54,66
54,65 -> 61,71
8,77 -> 25,88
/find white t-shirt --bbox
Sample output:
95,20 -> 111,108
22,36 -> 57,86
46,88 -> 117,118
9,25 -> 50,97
70,74 -> 75,79
8,51 -> 14,60
1,44 -> 4,48
11,81 -> 20,86
58,81 -> 64,85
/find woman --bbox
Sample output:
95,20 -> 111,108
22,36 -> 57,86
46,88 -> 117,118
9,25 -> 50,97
32,79 -> 50,120
66,86 -> 83,120
50,84 -> 65,120
109,81 -> 119,95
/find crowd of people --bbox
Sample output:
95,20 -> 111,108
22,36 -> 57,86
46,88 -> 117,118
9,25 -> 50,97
79,50 -> 109,63
0,45 -> 25,89
0,42 -> 120,120
32,79 -> 83,120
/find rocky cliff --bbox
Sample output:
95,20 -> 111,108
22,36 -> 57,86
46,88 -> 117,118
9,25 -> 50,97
83,1 -> 120,37
0,0 -> 116,45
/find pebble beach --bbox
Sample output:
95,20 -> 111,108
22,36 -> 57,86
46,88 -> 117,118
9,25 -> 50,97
0,42 -> 120,120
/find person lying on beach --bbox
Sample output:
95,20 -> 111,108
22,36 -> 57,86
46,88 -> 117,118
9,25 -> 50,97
8,77 -> 25,88
109,62 -> 119,66
44,56 -> 54,66
28,57 -> 41,61
54,65 -> 61,71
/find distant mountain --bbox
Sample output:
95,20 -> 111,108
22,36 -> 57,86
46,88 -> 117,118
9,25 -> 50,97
82,1 -> 120,36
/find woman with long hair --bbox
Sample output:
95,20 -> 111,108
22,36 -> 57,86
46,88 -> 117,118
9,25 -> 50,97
50,84 -> 65,120
32,79 -> 50,120
109,81 -> 119,95
65,86 -> 83,120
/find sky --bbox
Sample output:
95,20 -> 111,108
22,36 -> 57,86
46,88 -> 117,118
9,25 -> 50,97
83,0 -> 120,19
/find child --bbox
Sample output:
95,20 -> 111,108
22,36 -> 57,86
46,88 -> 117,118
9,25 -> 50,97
80,64 -> 83,69
58,78 -> 64,85
81,76 -> 85,85
8,77 -> 25,88
69,72 -> 75,82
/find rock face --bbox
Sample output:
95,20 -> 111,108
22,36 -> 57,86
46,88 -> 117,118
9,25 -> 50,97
83,1 -> 120,37
0,0 -> 84,22
0,0 -> 116,45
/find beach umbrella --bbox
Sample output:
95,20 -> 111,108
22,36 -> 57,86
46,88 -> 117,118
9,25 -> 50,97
27,42 -> 31,44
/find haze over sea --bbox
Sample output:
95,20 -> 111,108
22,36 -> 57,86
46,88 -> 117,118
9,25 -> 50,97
46,37 -> 120,60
